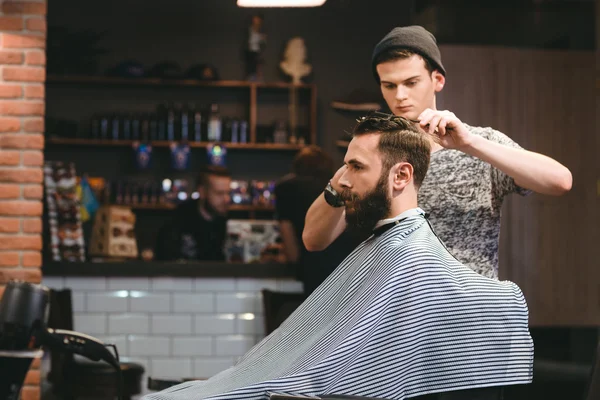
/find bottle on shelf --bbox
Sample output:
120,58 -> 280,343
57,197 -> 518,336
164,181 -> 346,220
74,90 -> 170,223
110,114 -> 120,140
180,103 -> 189,142
156,104 -> 167,141
122,114 -> 132,140
166,103 -> 176,142
132,114 -> 141,141
100,115 -> 109,140
207,103 -> 222,142
190,103 -> 203,142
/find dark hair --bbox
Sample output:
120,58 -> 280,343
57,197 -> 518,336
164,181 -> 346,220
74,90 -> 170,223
353,113 -> 431,188
197,165 -> 231,188
373,48 -> 435,76
292,145 -> 333,180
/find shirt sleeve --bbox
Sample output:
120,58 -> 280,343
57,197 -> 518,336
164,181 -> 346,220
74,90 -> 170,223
479,127 -> 533,200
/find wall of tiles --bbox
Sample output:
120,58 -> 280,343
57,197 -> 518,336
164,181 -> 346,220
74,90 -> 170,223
41,276 -> 304,397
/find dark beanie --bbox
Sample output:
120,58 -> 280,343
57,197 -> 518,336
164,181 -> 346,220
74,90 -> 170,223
371,25 -> 445,82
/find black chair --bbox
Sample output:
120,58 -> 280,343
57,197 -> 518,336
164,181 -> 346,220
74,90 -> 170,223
261,289 -> 306,335
585,342 -> 599,400
46,288 -> 144,400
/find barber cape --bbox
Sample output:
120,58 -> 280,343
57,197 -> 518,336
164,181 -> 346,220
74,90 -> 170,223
145,208 -> 533,400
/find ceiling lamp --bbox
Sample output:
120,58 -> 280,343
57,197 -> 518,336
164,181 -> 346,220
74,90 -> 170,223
237,0 -> 327,7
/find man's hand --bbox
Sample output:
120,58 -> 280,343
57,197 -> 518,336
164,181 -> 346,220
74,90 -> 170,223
418,109 -> 474,150
330,165 -> 347,192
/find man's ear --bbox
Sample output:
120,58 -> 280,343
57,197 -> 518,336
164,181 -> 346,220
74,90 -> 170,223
432,71 -> 445,92
391,162 -> 413,191
198,186 -> 206,198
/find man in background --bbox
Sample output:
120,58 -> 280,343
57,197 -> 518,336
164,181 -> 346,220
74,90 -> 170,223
156,166 -> 231,261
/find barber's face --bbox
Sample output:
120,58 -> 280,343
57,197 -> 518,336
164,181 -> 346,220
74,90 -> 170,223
339,134 -> 391,234
376,54 -> 444,120
201,176 -> 231,216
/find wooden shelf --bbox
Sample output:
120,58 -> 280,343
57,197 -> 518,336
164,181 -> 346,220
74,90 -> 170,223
46,137 -> 305,151
230,204 -> 274,212
45,74 -> 315,90
126,203 -> 274,212
43,260 -> 296,278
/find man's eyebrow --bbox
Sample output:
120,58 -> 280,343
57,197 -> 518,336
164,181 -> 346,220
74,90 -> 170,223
346,159 -> 365,167
381,75 -> 421,85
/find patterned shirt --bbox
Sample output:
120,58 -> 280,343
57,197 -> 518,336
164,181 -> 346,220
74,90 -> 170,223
418,125 -> 531,279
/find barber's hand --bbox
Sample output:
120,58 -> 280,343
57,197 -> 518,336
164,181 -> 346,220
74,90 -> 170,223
330,165 -> 347,192
418,109 -> 474,150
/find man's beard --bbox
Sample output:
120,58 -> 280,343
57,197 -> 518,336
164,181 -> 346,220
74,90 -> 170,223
202,199 -> 227,218
341,173 -> 391,236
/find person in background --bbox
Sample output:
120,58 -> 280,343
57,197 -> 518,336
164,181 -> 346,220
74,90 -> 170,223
156,166 -> 231,261
275,146 -> 363,296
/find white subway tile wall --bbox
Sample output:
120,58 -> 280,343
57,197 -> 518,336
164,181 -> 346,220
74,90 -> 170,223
42,276 -> 303,396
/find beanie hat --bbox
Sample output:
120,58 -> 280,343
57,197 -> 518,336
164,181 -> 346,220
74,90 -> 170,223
371,25 -> 445,82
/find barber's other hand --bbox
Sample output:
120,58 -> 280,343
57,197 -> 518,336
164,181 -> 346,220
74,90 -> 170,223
418,109 -> 473,150
330,165 -> 347,192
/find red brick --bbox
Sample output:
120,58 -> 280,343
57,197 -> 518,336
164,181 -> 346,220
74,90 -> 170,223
0,101 -> 44,116
0,150 -> 20,165
1,33 -> 45,49
22,250 -> 41,267
25,51 -> 44,66
0,133 -> 43,149
24,85 -> 44,99
0,267 -> 42,284
0,84 -> 23,98
0,16 -> 24,30
0,51 -> 24,64
0,201 -> 42,216
2,1 -> 47,16
23,184 -> 42,199
22,218 -> 41,233
0,235 -> 42,251
0,252 -> 20,266
23,118 -> 43,132
0,168 -> 43,183
0,218 -> 20,233
0,184 -> 20,199
24,368 -> 41,384
0,117 -> 21,132
30,357 -> 41,368
22,150 -> 43,166
21,385 -> 41,400
3,66 -> 45,82
25,17 -> 45,32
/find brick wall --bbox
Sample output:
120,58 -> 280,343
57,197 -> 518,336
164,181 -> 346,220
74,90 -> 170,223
0,1 -> 47,399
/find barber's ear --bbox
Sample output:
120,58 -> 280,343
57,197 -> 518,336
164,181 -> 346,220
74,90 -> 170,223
391,163 -> 413,191
433,71 -> 445,92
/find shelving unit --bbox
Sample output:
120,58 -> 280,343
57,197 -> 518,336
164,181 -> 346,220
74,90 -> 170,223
46,137 -> 305,151
45,75 -> 317,147
127,203 -> 274,212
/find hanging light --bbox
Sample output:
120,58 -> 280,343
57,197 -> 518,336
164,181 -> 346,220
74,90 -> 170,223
237,0 -> 326,7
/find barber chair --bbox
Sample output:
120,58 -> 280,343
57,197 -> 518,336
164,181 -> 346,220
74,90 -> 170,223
47,288 -> 145,400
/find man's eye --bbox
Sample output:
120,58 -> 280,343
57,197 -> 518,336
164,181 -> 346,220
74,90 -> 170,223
383,84 -> 395,90
406,81 -> 417,87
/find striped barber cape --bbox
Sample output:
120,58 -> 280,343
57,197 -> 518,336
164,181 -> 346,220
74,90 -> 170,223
144,208 -> 533,400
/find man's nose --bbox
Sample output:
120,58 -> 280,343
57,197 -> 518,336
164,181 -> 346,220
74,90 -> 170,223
338,170 -> 351,188
395,86 -> 408,101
